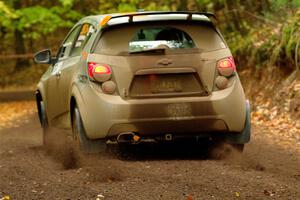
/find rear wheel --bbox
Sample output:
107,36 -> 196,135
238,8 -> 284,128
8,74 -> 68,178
72,106 -> 106,153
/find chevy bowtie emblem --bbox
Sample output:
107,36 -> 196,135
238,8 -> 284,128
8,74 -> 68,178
157,58 -> 173,65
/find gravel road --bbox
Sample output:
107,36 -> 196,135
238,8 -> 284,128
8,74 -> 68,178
0,102 -> 299,200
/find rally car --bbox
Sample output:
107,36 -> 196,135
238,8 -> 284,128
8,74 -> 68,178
34,11 -> 251,153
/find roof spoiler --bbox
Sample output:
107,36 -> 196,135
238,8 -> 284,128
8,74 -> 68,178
100,11 -> 217,26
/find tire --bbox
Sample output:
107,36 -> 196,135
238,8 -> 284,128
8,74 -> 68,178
39,101 -> 50,147
72,106 -> 106,154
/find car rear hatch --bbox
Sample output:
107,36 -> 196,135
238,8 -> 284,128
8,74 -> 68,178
123,51 -> 210,99
90,20 -> 227,99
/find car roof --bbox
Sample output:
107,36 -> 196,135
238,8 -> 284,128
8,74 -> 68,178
79,11 -> 215,27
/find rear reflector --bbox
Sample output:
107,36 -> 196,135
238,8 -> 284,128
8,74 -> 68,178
102,80 -> 116,94
215,76 -> 228,89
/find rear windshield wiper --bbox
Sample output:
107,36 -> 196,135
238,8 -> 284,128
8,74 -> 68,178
129,47 -> 166,54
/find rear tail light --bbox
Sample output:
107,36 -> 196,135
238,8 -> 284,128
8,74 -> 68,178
87,62 -> 117,94
88,62 -> 111,82
215,56 -> 236,90
217,56 -> 236,77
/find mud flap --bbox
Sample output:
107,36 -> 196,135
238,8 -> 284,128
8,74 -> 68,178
74,107 -> 107,154
225,100 -> 251,144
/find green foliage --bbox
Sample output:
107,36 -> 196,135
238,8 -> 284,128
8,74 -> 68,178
0,1 -> 16,18
99,0 -> 139,13
226,7 -> 300,70
0,1 -> 17,28
15,6 -> 66,39
98,0 -> 176,13
0,0 -> 300,73
271,0 -> 300,9
59,0 -> 77,7
292,0 -> 300,6
0,1 -> 82,40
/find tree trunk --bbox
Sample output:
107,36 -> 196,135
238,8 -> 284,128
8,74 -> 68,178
14,28 -> 29,71
13,0 -> 29,71
178,0 -> 187,11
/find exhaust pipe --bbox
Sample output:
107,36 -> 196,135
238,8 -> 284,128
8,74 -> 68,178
165,134 -> 173,141
117,132 -> 141,144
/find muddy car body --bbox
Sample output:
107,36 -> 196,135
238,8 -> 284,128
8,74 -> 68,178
34,11 -> 251,152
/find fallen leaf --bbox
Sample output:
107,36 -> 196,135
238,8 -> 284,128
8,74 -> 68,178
187,194 -> 193,200
264,190 -> 275,196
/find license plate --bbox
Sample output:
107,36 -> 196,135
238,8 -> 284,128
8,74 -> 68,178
151,79 -> 183,93
129,73 -> 204,98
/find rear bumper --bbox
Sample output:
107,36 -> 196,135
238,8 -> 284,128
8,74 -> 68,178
76,79 -> 246,139
108,118 -> 227,137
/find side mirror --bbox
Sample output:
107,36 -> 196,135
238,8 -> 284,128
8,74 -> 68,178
34,49 -> 52,64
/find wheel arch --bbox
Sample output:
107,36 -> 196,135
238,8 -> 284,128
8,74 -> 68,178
225,100 -> 251,144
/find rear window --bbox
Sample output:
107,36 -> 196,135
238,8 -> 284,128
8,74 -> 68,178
94,21 -> 226,55
129,27 -> 196,51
